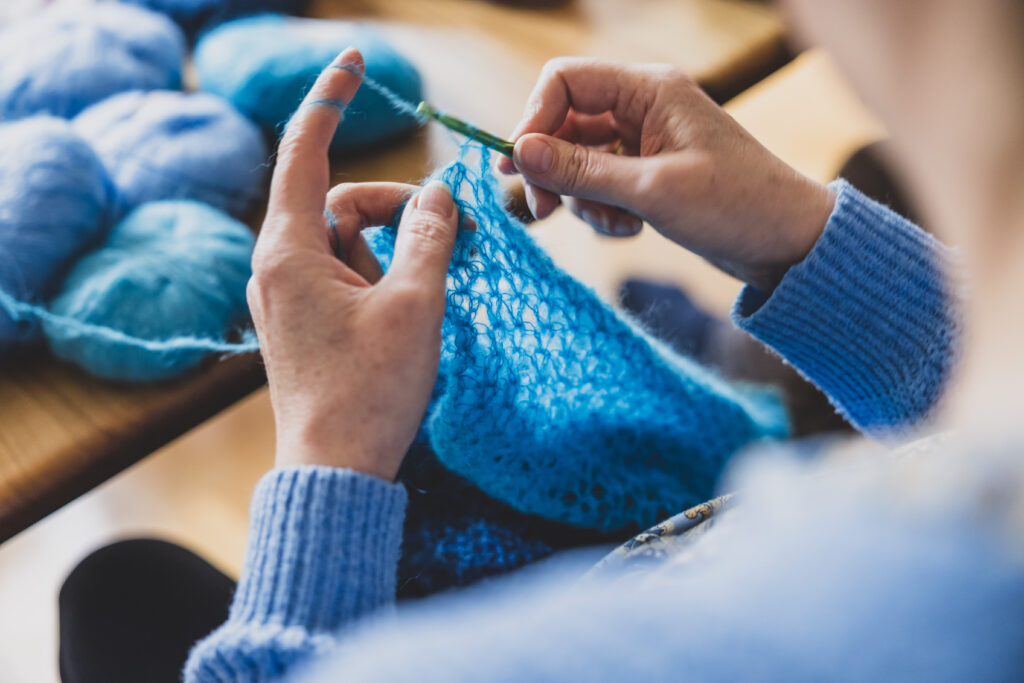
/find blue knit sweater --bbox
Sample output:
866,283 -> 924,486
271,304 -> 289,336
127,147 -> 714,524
185,182 -> 1024,683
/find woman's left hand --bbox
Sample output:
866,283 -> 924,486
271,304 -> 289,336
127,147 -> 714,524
247,47 -> 460,482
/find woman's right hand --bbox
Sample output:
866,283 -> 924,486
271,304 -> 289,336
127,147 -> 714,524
499,58 -> 836,292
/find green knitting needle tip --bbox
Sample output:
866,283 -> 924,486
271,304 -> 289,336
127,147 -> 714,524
416,102 -> 515,159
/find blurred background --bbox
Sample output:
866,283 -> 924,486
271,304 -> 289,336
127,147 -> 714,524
0,0 -> 902,679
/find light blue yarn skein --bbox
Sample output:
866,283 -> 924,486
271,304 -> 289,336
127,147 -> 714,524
0,4 -> 185,121
0,117 -> 114,351
195,14 -> 423,154
45,201 -> 254,382
114,0 -> 312,38
74,90 -> 270,220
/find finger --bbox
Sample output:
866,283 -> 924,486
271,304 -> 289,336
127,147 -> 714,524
553,111 -> 622,148
502,112 -> 624,176
524,182 -> 561,221
386,181 -> 458,292
498,59 -> 655,176
325,182 -> 417,241
565,197 -> 643,237
267,47 -> 365,221
514,133 -> 645,211
324,182 -> 418,283
347,234 -> 384,284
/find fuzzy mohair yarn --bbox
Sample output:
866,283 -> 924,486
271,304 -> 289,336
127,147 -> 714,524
115,0 -> 312,38
74,90 -> 270,219
195,14 -> 423,154
0,117 -> 114,351
45,201 -> 254,382
0,4 -> 185,120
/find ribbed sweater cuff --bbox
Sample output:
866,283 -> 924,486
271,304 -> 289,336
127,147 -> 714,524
731,180 -> 959,434
228,466 -> 407,633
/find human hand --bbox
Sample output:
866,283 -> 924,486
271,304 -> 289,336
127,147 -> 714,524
248,48 -> 460,481
499,58 -> 836,292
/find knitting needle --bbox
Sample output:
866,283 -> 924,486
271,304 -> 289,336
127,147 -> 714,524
416,102 -> 516,159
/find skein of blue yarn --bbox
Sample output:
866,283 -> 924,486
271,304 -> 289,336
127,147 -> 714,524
0,117 -> 114,351
114,0 -> 312,38
0,4 -> 185,120
194,14 -> 423,154
74,90 -> 270,220
45,201 -> 254,382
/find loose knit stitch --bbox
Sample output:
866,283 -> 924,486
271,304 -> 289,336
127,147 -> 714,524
367,144 -> 789,532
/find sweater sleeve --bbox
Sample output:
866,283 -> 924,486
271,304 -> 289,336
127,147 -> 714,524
731,179 -> 962,436
183,466 -> 408,683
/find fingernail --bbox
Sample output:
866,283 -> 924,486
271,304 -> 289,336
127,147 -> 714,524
334,48 -> 364,74
515,136 -> 554,175
581,208 -> 608,234
612,215 -> 642,237
415,181 -> 454,217
610,216 -> 643,237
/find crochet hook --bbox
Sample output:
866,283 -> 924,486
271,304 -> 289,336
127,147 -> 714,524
416,102 -> 516,159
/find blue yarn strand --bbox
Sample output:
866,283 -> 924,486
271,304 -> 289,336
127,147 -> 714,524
0,288 -> 257,355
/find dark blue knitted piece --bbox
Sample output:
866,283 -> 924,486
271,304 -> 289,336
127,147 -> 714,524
368,143 -> 789,532
397,444 -> 613,598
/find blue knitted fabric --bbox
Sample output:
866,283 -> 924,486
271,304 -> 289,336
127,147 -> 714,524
367,144 -> 789,532
186,184 -> 972,683
397,444 -> 613,598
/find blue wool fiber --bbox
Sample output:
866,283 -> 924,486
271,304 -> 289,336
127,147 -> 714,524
44,200 -> 255,382
0,73 -> 787,535
113,0 -> 312,38
0,117 -> 114,350
366,143 -> 790,532
396,444 -> 611,597
0,3 -> 185,120
74,90 -> 270,219
194,14 -> 423,153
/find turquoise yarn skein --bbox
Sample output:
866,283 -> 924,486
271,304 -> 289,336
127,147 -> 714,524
0,4 -> 185,120
0,117 -> 114,351
45,201 -> 254,382
74,90 -> 270,220
195,14 -> 423,153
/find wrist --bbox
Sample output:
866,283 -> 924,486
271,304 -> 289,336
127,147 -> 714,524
275,423 -> 404,482
747,176 -> 836,292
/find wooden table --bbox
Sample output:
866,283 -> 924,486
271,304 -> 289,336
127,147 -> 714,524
0,0 -> 790,543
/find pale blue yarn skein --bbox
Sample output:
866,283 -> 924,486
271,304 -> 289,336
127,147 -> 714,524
74,90 -> 270,220
0,3 -> 185,121
194,14 -> 423,154
45,201 -> 255,382
0,117 -> 114,351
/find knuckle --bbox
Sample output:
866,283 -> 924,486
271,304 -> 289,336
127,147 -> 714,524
402,214 -> 454,253
325,182 -> 357,204
250,250 -> 295,287
562,145 -> 596,193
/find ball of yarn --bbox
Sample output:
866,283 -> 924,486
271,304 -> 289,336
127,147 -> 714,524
195,14 -> 423,154
115,0 -> 312,38
74,90 -> 270,219
45,201 -> 254,382
0,117 -> 114,350
0,4 -> 185,120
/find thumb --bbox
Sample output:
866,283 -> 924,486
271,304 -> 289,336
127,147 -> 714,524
513,133 -> 643,210
386,181 -> 458,292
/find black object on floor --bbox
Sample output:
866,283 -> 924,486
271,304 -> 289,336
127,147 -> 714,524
59,538 -> 235,683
